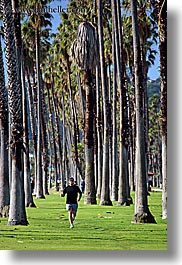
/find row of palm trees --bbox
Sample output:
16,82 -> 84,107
0,0 -> 167,225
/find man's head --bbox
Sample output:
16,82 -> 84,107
69,177 -> 74,185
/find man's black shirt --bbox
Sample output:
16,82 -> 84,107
63,185 -> 82,204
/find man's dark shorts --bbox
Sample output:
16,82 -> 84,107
66,204 -> 78,212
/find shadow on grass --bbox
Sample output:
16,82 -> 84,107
10,249 -> 172,262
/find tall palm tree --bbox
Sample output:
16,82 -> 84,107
122,0 -> 159,193
21,20 -> 51,197
41,81 -> 49,195
26,0 -> 52,198
93,0 -> 103,200
1,0 -> 28,225
35,15 -> 44,199
111,17 -> 118,201
12,0 -> 36,208
97,0 -> 112,206
158,0 -> 167,219
130,0 -> 155,223
21,51 -> 36,207
111,0 -> 131,206
71,21 -> 97,204
0,36 -> 9,217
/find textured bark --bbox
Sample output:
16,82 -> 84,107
0,37 -> 10,217
41,84 -> 49,196
98,0 -> 112,206
95,66 -> 103,200
111,22 -> 118,202
22,59 -> 36,208
84,70 -> 96,204
131,0 -> 156,223
50,83 -> 59,190
2,0 -> 28,225
61,95 -> 66,191
158,0 -> 167,219
111,0 -> 131,205
25,69 -> 37,192
35,27 -> 44,199
66,55 -> 82,181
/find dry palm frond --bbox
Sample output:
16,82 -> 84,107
70,22 -> 98,70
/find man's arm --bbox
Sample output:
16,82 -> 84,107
61,187 -> 66,197
77,187 -> 82,201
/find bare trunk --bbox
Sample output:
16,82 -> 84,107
131,0 -> 156,223
111,26 -> 118,201
0,120 -> 10,217
8,149 -> 28,225
84,70 -> 96,204
95,65 -> 103,199
0,37 -> 9,217
98,0 -> 112,206
35,27 -> 44,199
158,0 -> 167,219
2,0 -> 28,225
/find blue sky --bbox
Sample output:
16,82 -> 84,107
49,0 -> 159,80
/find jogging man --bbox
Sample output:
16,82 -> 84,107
61,177 -> 82,228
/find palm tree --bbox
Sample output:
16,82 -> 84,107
12,0 -> 36,207
97,0 -> 112,206
92,0 -> 103,200
21,51 -> 36,207
71,21 -> 97,204
26,0 -> 52,198
0,36 -> 9,217
158,0 -> 167,219
21,20 -> 51,197
41,82 -> 49,195
35,14 -> 44,199
111,0 -> 131,206
122,0 -> 159,193
45,79 -> 59,190
130,0 -> 156,223
1,0 -> 28,225
111,16 -> 118,201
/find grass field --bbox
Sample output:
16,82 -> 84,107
0,191 -> 167,250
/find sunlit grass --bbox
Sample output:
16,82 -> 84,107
0,190 -> 167,250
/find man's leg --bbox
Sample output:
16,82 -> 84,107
72,211 -> 76,221
66,204 -> 74,228
68,210 -> 74,228
72,204 -> 78,222
69,210 -> 73,224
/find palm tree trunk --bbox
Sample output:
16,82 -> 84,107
111,25 -> 118,201
158,0 -> 167,219
50,82 -> 60,190
111,0 -> 130,206
98,0 -> 112,206
46,82 -> 59,190
84,69 -> 97,204
25,67 -> 37,192
95,65 -> 103,199
21,53 -> 35,207
128,94 -> 135,191
2,0 -> 28,225
35,26 -> 44,199
93,0 -> 102,199
0,37 -> 9,217
66,54 -> 82,182
131,0 -> 156,223
61,94 -> 66,191
41,84 -> 49,195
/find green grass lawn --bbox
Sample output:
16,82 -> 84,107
0,191 -> 167,250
